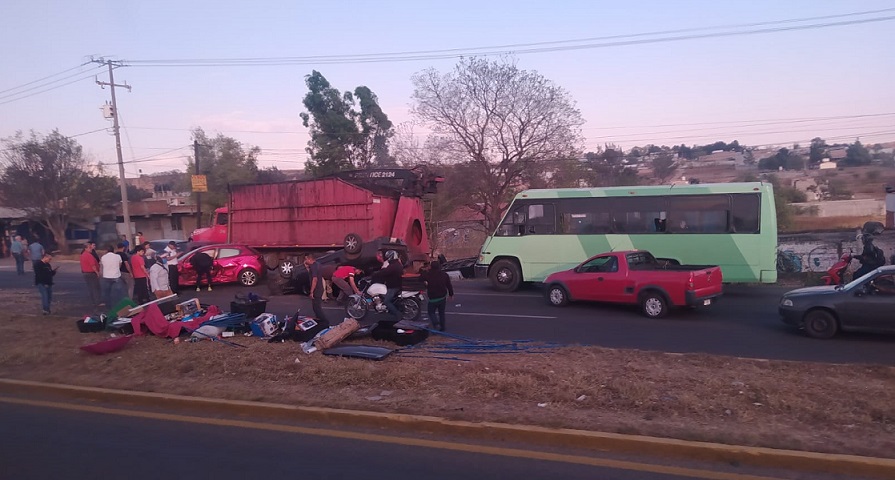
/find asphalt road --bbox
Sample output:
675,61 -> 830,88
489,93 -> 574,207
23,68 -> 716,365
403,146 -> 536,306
4,259 -> 895,365
0,398 -> 814,480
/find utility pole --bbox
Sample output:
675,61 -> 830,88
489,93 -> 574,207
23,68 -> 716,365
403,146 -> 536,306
194,140 -> 202,228
95,59 -> 133,245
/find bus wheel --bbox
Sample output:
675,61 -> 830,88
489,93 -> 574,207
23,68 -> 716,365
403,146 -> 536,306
546,284 -> 568,306
490,259 -> 521,292
640,292 -> 668,318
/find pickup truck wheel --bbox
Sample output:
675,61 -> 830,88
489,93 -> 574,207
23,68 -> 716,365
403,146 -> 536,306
546,285 -> 569,307
803,309 -> 838,339
344,233 -> 363,255
640,292 -> 669,318
239,268 -> 259,287
490,259 -> 521,292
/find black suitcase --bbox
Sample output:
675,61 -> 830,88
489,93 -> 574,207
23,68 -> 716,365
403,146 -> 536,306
371,323 -> 429,346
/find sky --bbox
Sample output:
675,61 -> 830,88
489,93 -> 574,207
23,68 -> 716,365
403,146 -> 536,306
2,0 -> 894,176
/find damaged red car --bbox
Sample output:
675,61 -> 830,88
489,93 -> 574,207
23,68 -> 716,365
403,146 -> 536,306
178,244 -> 265,287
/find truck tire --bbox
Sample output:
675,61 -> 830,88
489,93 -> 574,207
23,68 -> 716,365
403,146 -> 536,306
344,233 -> 363,255
640,291 -> 669,318
489,259 -> 521,292
239,268 -> 259,287
264,254 -> 280,271
545,284 -> 569,307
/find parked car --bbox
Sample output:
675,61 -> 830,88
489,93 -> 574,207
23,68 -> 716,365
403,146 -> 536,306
779,266 -> 895,338
178,244 -> 265,287
543,250 -> 723,318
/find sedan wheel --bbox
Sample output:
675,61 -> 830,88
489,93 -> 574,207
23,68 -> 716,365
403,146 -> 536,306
546,285 -> 568,306
803,309 -> 838,339
239,268 -> 259,287
279,259 -> 295,278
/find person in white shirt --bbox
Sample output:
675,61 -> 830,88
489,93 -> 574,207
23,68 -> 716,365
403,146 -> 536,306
162,241 -> 181,294
99,245 -> 124,306
149,258 -> 171,298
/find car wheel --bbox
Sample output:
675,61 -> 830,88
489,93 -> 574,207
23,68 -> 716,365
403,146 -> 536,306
279,259 -> 295,279
546,284 -> 569,307
239,268 -> 259,287
489,259 -> 521,292
399,297 -> 422,322
344,233 -> 363,255
803,309 -> 838,339
640,291 -> 669,318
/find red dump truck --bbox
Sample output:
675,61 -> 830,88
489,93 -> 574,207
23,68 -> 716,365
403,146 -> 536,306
189,168 -> 442,286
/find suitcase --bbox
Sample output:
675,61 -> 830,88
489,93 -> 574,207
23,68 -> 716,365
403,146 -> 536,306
371,323 -> 429,346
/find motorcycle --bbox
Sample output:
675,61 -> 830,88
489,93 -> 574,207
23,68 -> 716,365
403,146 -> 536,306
345,278 -> 424,322
822,252 -> 852,286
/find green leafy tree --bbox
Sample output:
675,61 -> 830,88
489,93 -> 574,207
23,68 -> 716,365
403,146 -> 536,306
299,71 -> 395,176
0,130 -> 119,253
758,148 -> 805,171
411,57 -> 583,229
762,174 -> 805,231
808,137 -> 827,167
843,140 -> 872,166
187,128 -> 260,215
583,146 -> 640,187
256,166 -> 288,183
651,153 -> 678,183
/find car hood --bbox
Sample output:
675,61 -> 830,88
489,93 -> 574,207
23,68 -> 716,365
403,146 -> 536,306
783,285 -> 842,298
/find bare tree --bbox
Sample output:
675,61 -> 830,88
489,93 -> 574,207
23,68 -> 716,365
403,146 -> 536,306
411,57 -> 584,229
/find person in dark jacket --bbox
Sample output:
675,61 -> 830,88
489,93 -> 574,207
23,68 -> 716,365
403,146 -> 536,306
303,253 -> 328,323
371,250 -> 403,324
422,261 -> 454,331
34,253 -> 57,315
854,235 -> 885,280
190,250 -> 215,292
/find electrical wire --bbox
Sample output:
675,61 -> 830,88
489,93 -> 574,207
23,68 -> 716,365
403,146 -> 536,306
123,9 -> 895,66
0,71 -> 102,106
0,62 -> 93,95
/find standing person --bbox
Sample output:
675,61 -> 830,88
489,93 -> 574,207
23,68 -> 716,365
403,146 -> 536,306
119,234 -> 130,253
131,245 -> 151,305
133,232 -> 143,252
370,250 -> 403,325
141,241 -> 157,266
100,245 -> 124,307
149,257 -> 172,298
116,243 -> 134,300
28,236 -> 45,271
421,261 -> 454,332
10,234 -> 26,275
331,264 -> 362,304
190,250 -> 215,292
34,253 -> 57,315
303,253 -> 328,323
162,241 -> 181,294
80,241 -> 103,307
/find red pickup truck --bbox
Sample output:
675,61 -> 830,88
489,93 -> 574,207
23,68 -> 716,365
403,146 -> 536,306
543,250 -> 723,318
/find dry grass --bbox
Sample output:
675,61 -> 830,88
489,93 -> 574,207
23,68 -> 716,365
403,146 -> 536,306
1,284 -> 894,460
789,215 -> 884,233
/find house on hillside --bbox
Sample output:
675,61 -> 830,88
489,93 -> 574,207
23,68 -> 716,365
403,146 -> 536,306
694,150 -> 745,168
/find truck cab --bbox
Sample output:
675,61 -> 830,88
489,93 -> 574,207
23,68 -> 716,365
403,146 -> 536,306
189,207 -> 228,245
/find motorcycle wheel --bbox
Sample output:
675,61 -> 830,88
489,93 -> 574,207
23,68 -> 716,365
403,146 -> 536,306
346,297 -> 368,320
399,297 -> 422,322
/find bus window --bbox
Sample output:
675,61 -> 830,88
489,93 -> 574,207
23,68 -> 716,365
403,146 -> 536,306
667,195 -> 729,233
730,193 -> 760,233
557,198 -> 611,234
611,197 -> 665,233
525,204 -> 556,235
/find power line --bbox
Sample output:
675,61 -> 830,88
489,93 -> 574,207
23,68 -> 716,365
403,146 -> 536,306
0,71 -> 101,106
123,9 -> 895,66
0,65 -> 104,102
0,62 -> 92,95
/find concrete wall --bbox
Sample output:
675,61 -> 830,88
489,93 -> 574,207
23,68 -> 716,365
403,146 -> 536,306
790,199 -> 885,217
777,230 -> 894,274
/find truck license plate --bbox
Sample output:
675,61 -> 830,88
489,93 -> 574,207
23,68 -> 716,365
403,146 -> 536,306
703,299 -> 712,306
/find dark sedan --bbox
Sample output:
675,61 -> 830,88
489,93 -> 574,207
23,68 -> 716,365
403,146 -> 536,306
779,266 -> 895,338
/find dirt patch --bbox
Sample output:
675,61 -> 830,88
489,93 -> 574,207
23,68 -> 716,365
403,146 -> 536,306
1,290 -> 894,459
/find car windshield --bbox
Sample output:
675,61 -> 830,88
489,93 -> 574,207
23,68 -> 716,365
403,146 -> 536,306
839,268 -> 881,290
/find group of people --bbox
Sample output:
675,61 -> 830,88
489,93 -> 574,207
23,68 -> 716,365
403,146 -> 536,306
303,249 -> 455,331
80,238 -> 182,309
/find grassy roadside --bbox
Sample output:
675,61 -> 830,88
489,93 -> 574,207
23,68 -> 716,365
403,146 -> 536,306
1,285 -> 893,460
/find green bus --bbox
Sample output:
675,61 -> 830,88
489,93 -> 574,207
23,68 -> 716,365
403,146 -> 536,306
475,182 -> 778,291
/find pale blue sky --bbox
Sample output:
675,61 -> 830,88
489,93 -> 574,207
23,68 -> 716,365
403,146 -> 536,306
2,0 -> 893,175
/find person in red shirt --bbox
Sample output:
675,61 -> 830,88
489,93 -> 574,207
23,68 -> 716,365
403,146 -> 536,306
80,241 -> 103,306
130,245 -> 151,304
331,264 -> 362,304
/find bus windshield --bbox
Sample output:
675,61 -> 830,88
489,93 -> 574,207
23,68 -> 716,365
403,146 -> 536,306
478,182 -> 777,291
